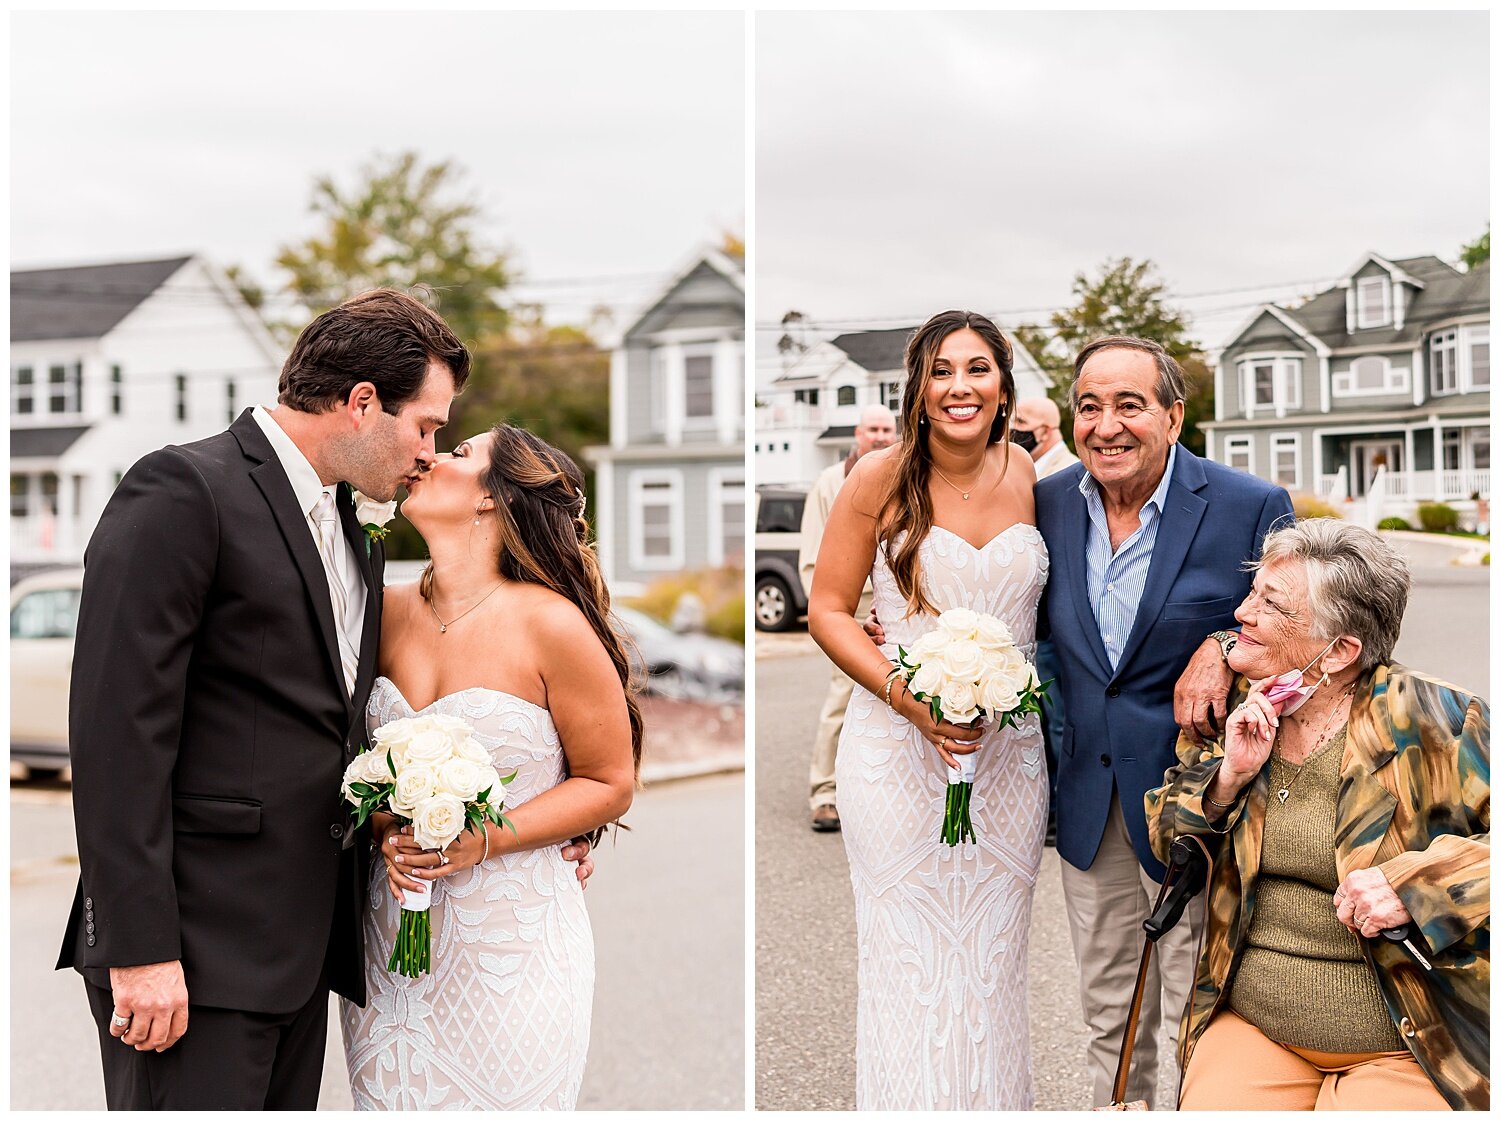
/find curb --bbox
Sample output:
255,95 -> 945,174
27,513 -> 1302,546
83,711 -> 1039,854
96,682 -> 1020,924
1380,529 -> 1490,566
641,753 -> 746,785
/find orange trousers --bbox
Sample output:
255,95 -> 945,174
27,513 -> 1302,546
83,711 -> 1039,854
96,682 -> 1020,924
1179,1009 -> 1450,1111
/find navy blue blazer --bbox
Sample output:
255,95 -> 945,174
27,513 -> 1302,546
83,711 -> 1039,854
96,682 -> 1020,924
1035,445 -> 1293,880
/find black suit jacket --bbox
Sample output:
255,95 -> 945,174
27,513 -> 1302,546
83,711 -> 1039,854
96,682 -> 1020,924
57,410 -> 384,1014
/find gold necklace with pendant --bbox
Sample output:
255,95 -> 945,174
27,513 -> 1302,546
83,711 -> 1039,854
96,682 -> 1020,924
427,582 -> 503,634
931,458 -> 988,501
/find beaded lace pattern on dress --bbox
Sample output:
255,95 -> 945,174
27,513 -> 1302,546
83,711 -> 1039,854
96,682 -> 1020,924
837,523 -> 1049,1109
340,677 -> 593,1111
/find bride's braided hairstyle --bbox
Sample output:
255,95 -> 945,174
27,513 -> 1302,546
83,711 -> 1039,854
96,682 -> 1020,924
472,424 -> 644,780
882,310 -> 1015,616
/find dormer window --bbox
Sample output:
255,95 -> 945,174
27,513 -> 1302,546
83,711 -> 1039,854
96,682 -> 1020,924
1355,276 -> 1391,329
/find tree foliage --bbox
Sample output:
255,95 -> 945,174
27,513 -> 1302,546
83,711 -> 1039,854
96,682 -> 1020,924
274,151 -> 512,350
1012,257 -> 1211,455
1460,226 -> 1489,269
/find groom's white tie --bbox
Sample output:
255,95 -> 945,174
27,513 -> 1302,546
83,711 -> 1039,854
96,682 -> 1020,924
313,490 -> 361,698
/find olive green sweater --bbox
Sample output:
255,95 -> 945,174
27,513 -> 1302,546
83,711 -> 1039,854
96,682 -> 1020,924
1228,729 -> 1405,1054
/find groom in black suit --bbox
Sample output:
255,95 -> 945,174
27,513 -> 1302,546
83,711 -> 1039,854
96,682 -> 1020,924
58,290 -> 586,1108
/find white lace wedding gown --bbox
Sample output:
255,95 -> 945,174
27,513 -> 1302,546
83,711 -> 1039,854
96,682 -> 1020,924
340,678 -> 593,1110
837,524 -> 1049,1110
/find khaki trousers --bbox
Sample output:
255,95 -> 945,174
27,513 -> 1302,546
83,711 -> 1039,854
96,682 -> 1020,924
808,591 -> 873,812
1060,791 -> 1205,1108
808,664 -> 854,810
1180,1009 -> 1450,1110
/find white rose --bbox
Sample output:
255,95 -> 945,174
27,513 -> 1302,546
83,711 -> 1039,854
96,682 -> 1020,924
427,714 -> 474,739
939,639 -> 985,686
937,608 -> 981,641
372,720 -> 418,762
341,749 -> 392,802
974,614 -> 1014,650
456,736 -> 491,765
982,674 -> 1022,715
942,680 -> 979,716
905,630 -> 947,662
389,764 -> 439,815
402,729 -> 453,769
411,793 -> 467,851
946,704 -> 983,727
473,765 -> 504,802
909,661 -> 945,698
436,756 -> 485,802
353,490 -> 398,528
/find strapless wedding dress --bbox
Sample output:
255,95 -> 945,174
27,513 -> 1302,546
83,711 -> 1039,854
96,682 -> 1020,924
837,524 -> 1049,1109
340,677 -> 592,1110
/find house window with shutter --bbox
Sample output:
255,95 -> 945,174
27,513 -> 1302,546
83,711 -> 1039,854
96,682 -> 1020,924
110,365 -> 123,415
12,367 -> 34,415
1431,331 -> 1459,395
175,373 -> 188,421
684,353 -> 714,420
1355,276 -> 1391,328
629,471 -> 684,571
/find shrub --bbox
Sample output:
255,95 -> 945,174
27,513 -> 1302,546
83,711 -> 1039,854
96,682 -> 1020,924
1416,502 -> 1460,533
626,567 -> 745,645
1291,492 -> 1341,520
1377,516 -> 1412,532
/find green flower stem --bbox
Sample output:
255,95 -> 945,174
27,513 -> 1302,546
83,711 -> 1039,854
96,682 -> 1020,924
388,907 -> 432,978
942,780 -> 976,846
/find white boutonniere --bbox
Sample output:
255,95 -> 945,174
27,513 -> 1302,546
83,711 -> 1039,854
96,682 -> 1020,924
353,491 -> 398,554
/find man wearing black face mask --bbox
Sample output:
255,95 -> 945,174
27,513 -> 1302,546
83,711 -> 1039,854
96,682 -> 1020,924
1011,397 -> 1079,843
1011,396 -> 1077,479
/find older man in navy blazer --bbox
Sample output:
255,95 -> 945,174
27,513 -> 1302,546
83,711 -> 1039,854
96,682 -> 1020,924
1035,336 -> 1292,1107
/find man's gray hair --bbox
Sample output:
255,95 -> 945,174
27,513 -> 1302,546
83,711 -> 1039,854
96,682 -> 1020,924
1251,519 -> 1410,670
1070,335 -> 1188,411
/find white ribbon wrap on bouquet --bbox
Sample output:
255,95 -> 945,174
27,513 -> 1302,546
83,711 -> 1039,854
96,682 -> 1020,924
948,752 -> 978,785
402,873 -> 433,913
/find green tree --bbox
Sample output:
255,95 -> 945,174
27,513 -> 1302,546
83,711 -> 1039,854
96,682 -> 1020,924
1460,226 -> 1489,269
274,151 -> 512,349
1012,257 -> 1211,454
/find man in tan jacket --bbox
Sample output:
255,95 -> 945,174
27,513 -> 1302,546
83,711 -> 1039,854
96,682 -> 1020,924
800,404 -> 896,831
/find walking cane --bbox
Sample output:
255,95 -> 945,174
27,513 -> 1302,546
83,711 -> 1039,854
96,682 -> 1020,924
1096,835 -> 1213,1111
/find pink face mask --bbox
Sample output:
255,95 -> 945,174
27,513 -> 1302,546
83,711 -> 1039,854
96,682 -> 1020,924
1260,638 -> 1340,716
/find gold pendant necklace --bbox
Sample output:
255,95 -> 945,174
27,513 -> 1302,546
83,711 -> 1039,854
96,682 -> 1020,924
427,582 -> 503,634
932,459 -> 987,501
1271,682 -> 1354,803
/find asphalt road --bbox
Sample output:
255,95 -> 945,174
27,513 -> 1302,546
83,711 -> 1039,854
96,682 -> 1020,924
754,559 -> 1488,1111
12,772 -> 744,1110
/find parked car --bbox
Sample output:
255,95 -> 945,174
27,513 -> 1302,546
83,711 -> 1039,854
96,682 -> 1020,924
753,486 -> 808,632
10,567 -> 83,777
612,604 -> 744,705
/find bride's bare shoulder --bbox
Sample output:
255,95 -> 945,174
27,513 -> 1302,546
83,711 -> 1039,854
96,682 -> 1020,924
843,446 -> 902,515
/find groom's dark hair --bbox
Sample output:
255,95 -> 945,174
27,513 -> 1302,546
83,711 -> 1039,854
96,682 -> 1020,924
278,288 -> 471,414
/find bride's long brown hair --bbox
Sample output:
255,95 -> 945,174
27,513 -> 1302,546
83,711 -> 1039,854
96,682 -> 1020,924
881,310 -> 1015,616
419,425 -> 644,786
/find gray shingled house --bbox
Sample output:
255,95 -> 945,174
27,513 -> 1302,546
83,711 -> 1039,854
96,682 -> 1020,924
1204,252 -> 1488,526
584,249 -> 745,593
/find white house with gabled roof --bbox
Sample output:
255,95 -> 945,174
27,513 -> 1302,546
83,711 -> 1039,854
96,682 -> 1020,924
10,254 -> 282,575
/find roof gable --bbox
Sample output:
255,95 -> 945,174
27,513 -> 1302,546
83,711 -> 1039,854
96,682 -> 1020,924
623,249 -> 744,341
11,256 -> 193,342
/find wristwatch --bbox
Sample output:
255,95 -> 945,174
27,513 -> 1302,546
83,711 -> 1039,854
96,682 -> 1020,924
1208,630 -> 1238,663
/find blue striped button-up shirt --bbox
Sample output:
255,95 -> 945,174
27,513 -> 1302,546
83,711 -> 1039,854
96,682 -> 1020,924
1080,444 -> 1178,671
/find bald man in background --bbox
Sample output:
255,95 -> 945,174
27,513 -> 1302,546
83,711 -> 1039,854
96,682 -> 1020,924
800,404 -> 897,832
1011,396 -> 1079,843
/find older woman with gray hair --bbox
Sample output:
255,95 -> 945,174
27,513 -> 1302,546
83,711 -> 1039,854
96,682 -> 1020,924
1145,519 -> 1489,1110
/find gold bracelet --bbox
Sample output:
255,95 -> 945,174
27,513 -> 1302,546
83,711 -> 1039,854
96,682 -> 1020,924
881,666 -> 903,708
481,822 -> 492,864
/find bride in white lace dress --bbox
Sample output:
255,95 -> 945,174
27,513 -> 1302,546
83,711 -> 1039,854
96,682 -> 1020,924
808,311 -> 1049,1110
340,425 -> 640,1110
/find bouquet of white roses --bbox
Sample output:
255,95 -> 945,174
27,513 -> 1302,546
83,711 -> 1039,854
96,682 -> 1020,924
341,713 -> 515,977
896,607 -> 1049,846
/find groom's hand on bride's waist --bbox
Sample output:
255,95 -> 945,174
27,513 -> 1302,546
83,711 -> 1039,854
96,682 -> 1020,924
108,960 -> 189,1053
863,608 -> 886,647
560,837 -> 594,889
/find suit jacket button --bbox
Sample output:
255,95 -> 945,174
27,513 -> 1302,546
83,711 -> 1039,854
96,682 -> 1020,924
330,824 -> 345,840
86,934 -> 96,947
1100,753 -> 1112,766
84,897 -> 94,909
1106,685 -> 1121,698
86,921 -> 95,934
1400,1017 -> 1416,1038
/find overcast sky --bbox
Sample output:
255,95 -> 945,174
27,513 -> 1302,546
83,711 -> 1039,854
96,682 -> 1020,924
12,11 -> 744,327
756,10 -> 1488,375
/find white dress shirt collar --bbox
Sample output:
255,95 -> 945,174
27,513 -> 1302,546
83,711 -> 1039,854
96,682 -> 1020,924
252,405 -> 335,516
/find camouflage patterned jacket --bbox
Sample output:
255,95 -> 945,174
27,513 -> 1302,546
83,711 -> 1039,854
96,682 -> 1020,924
1144,664 -> 1489,1110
